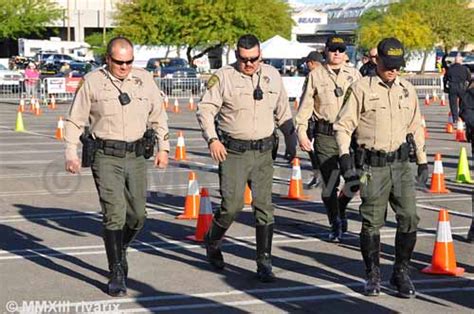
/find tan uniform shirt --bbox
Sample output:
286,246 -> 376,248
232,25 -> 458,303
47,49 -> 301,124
64,67 -> 170,160
295,63 -> 361,139
196,63 -> 292,141
334,75 -> 427,164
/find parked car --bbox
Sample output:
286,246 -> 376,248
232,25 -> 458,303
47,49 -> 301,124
146,58 -> 201,95
463,55 -> 474,80
0,64 -> 23,92
445,51 -> 472,66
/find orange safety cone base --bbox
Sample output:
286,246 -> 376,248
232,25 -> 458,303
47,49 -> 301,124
421,265 -> 465,276
176,195 -> 200,219
186,213 -> 212,242
429,186 -> 450,193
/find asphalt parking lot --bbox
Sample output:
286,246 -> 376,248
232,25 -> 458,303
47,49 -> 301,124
0,97 -> 472,313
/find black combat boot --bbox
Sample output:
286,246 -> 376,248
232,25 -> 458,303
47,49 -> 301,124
360,233 -> 381,296
122,225 -> 141,279
338,193 -> 351,233
103,229 -> 127,297
467,222 -> 474,243
204,220 -> 227,270
390,232 -> 417,298
256,224 -> 276,283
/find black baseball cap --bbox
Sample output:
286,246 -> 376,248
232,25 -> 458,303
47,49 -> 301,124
305,51 -> 324,63
326,36 -> 346,51
377,37 -> 405,69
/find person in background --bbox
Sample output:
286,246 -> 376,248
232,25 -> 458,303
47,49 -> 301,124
459,81 -> 474,243
445,54 -> 471,123
359,48 -> 377,77
301,51 -> 324,189
24,62 -> 40,98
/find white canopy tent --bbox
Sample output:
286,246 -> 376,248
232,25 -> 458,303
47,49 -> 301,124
260,35 -> 313,60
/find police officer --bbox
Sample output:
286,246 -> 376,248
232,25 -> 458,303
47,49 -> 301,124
334,38 -> 429,298
445,54 -> 471,123
303,51 -> 324,189
196,34 -> 297,283
459,81 -> 474,243
359,48 -> 377,77
296,36 -> 361,242
64,37 -> 170,297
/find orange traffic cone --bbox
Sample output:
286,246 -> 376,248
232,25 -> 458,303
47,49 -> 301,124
432,90 -> 439,103
33,101 -> 42,116
445,112 -> 454,134
421,209 -> 464,276
188,97 -> 195,111
440,93 -> 446,106
55,116 -> 64,140
421,115 -> 429,139
49,95 -> 57,109
18,97 -> 25,113
285,158 -> 307,200
429,153 -> 449,193
455,118 -> 467,142
174,131 -> 186,161
186,188 -> 213,242
424,94 -> 430,106
173,98 -> 180,113
293,98 -> 299,109
29,96 -> 36,112
163,95 -> 169,110
177,172 -> 200,219
244,184 -> 252,205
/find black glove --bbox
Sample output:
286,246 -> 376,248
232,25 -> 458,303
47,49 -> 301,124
284,132 -> 297,162
339,153 -> 359,193
280,119 -> 297,162
417,163 -> 429,187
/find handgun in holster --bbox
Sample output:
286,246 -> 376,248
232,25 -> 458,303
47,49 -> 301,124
307,116 -> 317,140
80,126 -> 97,168
142,128 -> 156,159
406,133 -> 417,163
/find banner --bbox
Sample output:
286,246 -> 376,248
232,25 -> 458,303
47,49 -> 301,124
46,78 -> 66,94
66,78 -> 82,93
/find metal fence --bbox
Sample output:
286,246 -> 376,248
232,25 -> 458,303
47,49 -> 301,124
0,74 -> 445,105
401,74 -> 444,98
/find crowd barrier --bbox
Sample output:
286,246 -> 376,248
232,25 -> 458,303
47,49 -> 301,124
0,74 -> 445,104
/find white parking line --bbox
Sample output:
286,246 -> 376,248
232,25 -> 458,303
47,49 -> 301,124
0,227 -> 469,260
63,276 -> 474,313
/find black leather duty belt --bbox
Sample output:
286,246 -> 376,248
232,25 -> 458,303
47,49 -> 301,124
225,135 -> 275,153
314,120 -> 334,136
362,143 -> 410,167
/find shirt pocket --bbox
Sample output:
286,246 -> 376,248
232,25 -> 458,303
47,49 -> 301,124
131,91 -> 151,127
228,86 -> 252,111
398,97 -> 412,126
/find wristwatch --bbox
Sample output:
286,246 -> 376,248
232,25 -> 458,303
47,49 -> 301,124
208,137 -> 218,146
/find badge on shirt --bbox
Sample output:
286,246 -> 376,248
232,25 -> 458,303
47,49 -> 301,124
164,133 -> 169,140
347,76 -> 353,83
207,75 -> 219,89
263,76 -> 270,84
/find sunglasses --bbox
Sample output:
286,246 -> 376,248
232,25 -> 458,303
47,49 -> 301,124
237,55 -> 260,64
385,66 -> 401,71
328,47 -> 346,53
109,56 -> 134,66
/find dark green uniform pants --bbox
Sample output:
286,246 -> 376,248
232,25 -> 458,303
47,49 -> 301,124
91,150 -> 147,231
314,133 -> 341,224
359,161 -> 419,236
215,149 -> 274,229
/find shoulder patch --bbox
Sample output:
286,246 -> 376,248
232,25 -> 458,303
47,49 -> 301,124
207,75 -> 219,90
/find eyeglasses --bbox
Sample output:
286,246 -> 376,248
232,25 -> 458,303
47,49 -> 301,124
328,47 -> 346,53
109,56 -> 134,66
237,55 -> 260,64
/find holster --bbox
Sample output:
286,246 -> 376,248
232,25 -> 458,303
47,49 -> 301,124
272,129 -> 279,160
80,127 -> 97,168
